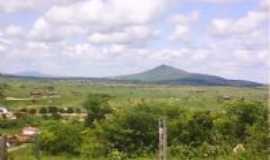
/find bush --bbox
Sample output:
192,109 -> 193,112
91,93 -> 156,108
225,101 -> 268,141
39,121 -> 83,155
80,129 -> 108,159
66,107 -> 74,113
182,111 -> 214,146
97,103 -> 159,154
20,108 -> 28,113
28,108 -> 37,115
0,119 -> 21,129
39,107 -> 48,114
83,94 -> 112,127
75,108 -> 82,113
48,106 -> 58,114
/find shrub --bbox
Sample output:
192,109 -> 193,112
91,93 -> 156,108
66,107 -> 74,113
97,103 -> 159,154
39,107 -> 48,114
20,108 -> 28,113
83,94 -> 112,127
48,106 -> 58,114
29,108 -> 37,115
225,101 -> 268,141
39,121 -> 83,155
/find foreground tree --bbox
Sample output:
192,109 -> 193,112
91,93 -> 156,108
39,121 -> 83,155
83,93 -> 112,127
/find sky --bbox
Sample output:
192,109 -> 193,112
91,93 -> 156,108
0,0 -> 269,83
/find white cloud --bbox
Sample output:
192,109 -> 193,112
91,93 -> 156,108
0,44 -> 6,52
207,4 -> 269,74
0,0 -> 247,13
30,18 -> 86,42
4,25 -> 24,38
45,0 -> 165,25
88,25 -> 158,45
170,25 -> 190,41
169,11 -> 199,41
210,10 -> 268,36
30,0 -> 166,42
260,0 -> 270,10
193,0 -> 243,4
0,0 -> 84,13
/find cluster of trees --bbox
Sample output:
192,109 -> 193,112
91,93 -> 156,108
35,94 -> 269,159
0,83 -> 9,100
17,106 -> 82,115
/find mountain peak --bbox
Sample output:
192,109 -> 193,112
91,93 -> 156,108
156,64 -> 171,68
150,64 -> 188,73
114,65 -> 190,82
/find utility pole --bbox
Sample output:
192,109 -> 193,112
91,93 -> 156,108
158,118 -> 167,160
0,136 -> 7,160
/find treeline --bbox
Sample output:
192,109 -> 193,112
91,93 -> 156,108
34,94 -> 269,159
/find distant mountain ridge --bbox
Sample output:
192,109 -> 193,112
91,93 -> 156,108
13,71 -> 51,77
113,65 -> 263,87
113,65 -> 190,82
0,65 -> 263,87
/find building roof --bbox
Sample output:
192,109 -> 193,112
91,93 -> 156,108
0,107 -> 8,113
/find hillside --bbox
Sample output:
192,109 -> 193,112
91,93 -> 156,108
113,65 -> 263,87
0,65 -> 263,87
113,65 -> 190,82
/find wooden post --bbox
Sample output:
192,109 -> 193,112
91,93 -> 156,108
33,134 -> 41,160
158,118 -> 167,160
0,136 -> 7,160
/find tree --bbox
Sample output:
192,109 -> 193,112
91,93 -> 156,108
39,107 -> 48,114
66,107 -> 74,113
97,103 -> 159,154
83,94 -> 112,127
0,86 -> 4,99
39,121 -> 83,155
225,101 -> 267,141
181,111 -> 214,146
29,108 -> 37,115
48,106 -> 58,114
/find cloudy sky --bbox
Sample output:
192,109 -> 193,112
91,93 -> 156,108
0,0 -> 269,82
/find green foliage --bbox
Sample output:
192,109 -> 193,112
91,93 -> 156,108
39,121 -> 83,155
80,129 -> 107,159
39,107 -> 48,114
83,94 -> 112,127
96,103 -> 160,154
66,107 -> 74,113
108,149 -> 126,160
0,119 -> 21,129
175,111 -> 214,146
1,80 -> 268,159
94,101 -> 268,159
48,106 -> 59,114
28,108 -> 37,114
224,101 -> 268,142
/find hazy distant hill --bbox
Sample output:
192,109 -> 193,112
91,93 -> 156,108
113,65 -> 263,87
113,65 -> 190,82
0,65 -> 263,87
14,71 -> 51,77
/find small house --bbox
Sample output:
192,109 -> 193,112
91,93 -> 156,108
0,107 -> 8,114
30,91 -> 43,97
22,127 -> 39,137
17,126 -> 40,143
222,95 -> 232,100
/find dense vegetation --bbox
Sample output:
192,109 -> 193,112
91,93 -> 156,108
0,80 -> 268,160
6,94 -> 269,160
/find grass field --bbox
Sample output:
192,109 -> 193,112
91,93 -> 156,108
1,80 -> 268,111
